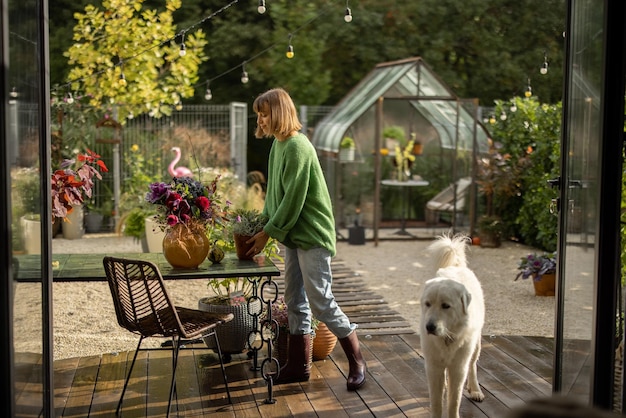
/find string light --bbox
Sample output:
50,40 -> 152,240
524,78 -> 532,98
540,52 -> 548,75
66,92 -> 74,104
286,35 -> 294,59
204,83 -> 213,101
344,0 -> 353,23
500,111 -> 507,121
241,63 -> 249,84
510,98 -> 517,112
54,0 -> 344,107
488,114 -> 496,124
179,33 -> 187,57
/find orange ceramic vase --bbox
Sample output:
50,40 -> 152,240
162,223 -> 209,269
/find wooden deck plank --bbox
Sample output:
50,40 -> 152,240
89,351 -> 128,416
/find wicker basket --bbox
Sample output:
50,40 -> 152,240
198,297 -> 255,354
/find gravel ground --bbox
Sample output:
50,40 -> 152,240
13,232 -> 560,360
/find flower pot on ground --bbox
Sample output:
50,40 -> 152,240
84,211 -> 104,233
62,205 -> 84,240
20,214 -> 41,255
515,252 -> 557,296
144,216 -> 166,252
312,322 -> 337,360
198,296 -> 256,359
52,149 -> 108,226
477,215 -> 504,248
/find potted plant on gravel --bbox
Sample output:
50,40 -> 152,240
514,252 -> 557,296
51,148 -> 109,239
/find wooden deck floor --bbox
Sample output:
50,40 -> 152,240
15,333 -> 558,417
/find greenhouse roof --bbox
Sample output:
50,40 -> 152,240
312,57 -> 489,153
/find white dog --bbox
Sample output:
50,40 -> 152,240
420,234 -> 485,418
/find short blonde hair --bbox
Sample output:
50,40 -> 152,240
253,88 -> 302,138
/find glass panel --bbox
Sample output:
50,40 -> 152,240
559,0 -> 604,397
8,0 -> 45,414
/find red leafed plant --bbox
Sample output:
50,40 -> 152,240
51,149 -> 108,222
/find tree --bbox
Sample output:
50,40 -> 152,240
63,0 -> 207,120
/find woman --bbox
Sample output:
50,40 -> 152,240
246,88 -> 366,391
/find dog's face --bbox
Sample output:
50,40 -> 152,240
420,278 -> 471,343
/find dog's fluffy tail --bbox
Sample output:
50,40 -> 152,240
427,234 -> 470,269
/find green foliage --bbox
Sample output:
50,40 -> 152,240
486,97 -> 561,251
228,208 -> 269,236
382,126 -> 406,143
340,137 -> 355,149
50,0 -> 565,107
63,0 -> 207,120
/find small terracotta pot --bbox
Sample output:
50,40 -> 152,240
233,233 -> 255,260
533,273 -> 556,296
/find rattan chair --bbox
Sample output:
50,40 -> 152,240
103,256 -> 234,416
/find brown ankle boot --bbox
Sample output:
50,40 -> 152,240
339,330 -> 366,390
275,333 -> 311,384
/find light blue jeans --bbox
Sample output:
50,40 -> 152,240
283,246 -> 356,339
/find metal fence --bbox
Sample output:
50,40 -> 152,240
11,102 -> 334,232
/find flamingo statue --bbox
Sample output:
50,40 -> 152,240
168,147 -> 193,178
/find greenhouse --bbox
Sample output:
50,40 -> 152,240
311,57 -> 491,239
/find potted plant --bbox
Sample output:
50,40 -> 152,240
475,139 -> 520,247
228,208 -> 269,260
383,125 -> 406,151
145,175 -> 224,268
410,132 -> 423,155
476,215 -> 505,248
198,276 -> 257,360
515,252 -> 557,296
51,148 -> 109,239
339,136 -> 356,162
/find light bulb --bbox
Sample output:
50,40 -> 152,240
525,87 -> 532,98
258,0 -> 266,14
204,87 -> 212,101
10,87 -> 18,98
179,43 -> 186,57
540,62 -> 548,75
241,70 -> 249,84
344,7 -> 353,22
286,45 -> 294,59
66,92 -> 74,104
500,111 -> 507,121
119,73 -> 127,87
489,115 -> 496,124
175,102 -> 183,111
510,104 -> 518,112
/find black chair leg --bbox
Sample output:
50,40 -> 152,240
212,330 -> 232,403
167,335 -> 181,417
117,336 -> 144,416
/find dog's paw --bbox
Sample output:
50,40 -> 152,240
468,389 -> 485,402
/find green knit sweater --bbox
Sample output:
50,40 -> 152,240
262,132 -> 337,257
